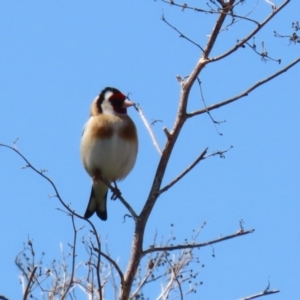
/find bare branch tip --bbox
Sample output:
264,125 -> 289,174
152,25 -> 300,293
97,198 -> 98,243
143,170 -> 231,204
163,127 -> 171,139
122,214 -> 133,223
176,75 -> 185,84
13,137 -> 19,149
133,102 -> 140,112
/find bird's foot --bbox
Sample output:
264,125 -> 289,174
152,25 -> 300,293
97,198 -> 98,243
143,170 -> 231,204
111,181 -> 121,200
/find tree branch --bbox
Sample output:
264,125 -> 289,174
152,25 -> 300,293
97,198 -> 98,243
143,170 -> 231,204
211,0 -> 291,63
165,255 -> 183,300
0,143 -> 103,299
245,39 -> 281,63
61,215 -> 77,299
23,266 -> 37,300
159,148 -> 208,195
143,228 -> 255,255
99,175 -> 138,221
130,252 -> 164,299
156,264 -> 177,300
134,104 -> 162,156
240,289 -> 280,300
161,0 -> 210,13
120,3 -> 243,299
161,13 -> 205,51
97,250 -> 124,285
196,77 -> 225,136
163,0 -> 260,25
187,56 -> 300,117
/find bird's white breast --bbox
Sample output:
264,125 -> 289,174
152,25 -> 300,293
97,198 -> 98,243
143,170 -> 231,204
81,116 -> 137,181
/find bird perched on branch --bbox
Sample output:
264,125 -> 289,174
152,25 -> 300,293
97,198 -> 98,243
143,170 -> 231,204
80,87 -> 138,220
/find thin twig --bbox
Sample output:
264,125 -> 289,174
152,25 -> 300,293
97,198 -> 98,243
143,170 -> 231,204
156,266 -> 176,300
161,13 -> 205,52
117,196 -> 138,221
211,0 -> 291,62
130,252 -> 162,299
23,266 -> 37,300
134,104 -> 162,156
143,229 -> 254,255
245,40 -> 280,63
161,0 -> 210,13
100,175 -> 138,220
162,0 -> 260,25
0,143 -> 103,300
105,243 -> 118,300
159,148 -> 208,195
61,215 -> 77,299
240,289 -> 280,300
95,250 -> 124,285
274,30 -> 300,44
184,0 -> 235,87
264,0 -> 276,10
165,255 -> 183,300
187,56 -> 300,117
203,146 -> 233,159
196,78 -> 224,135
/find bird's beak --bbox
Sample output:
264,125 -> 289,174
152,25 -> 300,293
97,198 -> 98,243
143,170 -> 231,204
123,99 -> 135,108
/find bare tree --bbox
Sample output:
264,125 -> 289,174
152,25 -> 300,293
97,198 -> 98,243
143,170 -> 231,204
1,0 -> 299,299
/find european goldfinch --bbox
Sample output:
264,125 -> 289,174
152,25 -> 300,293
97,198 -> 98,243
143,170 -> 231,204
80,87 -> 138,220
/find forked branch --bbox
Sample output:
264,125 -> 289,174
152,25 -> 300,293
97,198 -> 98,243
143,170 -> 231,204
212,0 -> 291,62
120,1 -> 292,298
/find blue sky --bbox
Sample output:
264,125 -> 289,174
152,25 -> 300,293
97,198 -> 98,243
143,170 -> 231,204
0,1 -> 299,299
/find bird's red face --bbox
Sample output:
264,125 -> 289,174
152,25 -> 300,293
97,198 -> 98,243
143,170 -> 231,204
108,92 -> 131,114
94,87 -> 134,115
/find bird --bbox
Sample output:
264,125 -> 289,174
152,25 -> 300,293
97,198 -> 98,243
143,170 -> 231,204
80,87 -> 138,220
